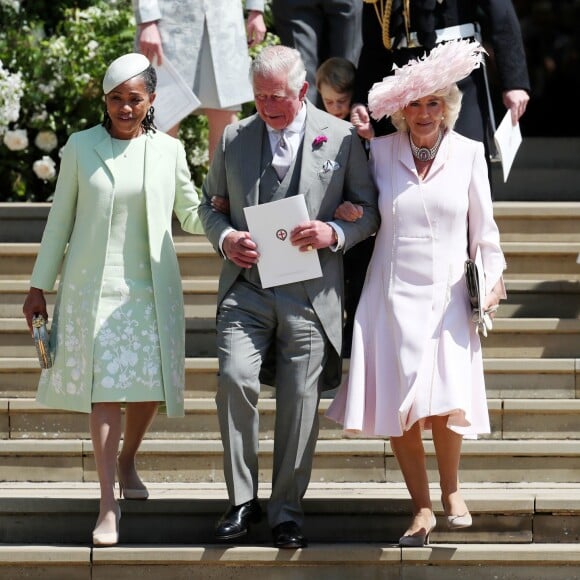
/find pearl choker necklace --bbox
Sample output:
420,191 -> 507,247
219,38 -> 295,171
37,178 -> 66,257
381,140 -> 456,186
410,130 -> 443,162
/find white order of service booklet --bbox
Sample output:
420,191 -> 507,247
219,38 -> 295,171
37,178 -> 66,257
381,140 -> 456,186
493,110 -> 523,182
243,195 -> 323,288
153,57 -> 200,133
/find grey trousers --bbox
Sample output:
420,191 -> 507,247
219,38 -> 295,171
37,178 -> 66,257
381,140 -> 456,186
216,278 -> 327,527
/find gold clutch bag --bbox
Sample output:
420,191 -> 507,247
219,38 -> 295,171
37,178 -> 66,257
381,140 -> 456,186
32,314 -> 52,369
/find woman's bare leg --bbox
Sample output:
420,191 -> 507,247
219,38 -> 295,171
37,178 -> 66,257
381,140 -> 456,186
431,415 -> 468,517
117,402 -> 159,491
390,422 -> 434,535
205,109 -> 238,163
90,403 -> 122,537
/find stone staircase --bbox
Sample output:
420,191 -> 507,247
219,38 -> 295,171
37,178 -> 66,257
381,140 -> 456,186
0,200 -> 579,579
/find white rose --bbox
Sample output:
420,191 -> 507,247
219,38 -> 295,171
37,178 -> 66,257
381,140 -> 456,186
3,128 -> 28,151
34,130 -> 58,152
32,155 -> 57,181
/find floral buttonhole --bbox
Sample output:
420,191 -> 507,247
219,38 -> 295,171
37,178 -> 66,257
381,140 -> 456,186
312,135 -> 328,149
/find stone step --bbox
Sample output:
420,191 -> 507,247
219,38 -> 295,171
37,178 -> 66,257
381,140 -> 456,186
1,357 -> 577,399
2,278 -> 578,320
3,317 -> 579,359
0,278 -> 218,319
3,199 -> 580,243
1,241 -> 580,281
0,239 -> 221,279
3,543 -> 580,580
0,482 -> 580,546
501,279 -> 580,318
493,201 -> 580,242
4,397 -> 580,441
2,438 -> 580,484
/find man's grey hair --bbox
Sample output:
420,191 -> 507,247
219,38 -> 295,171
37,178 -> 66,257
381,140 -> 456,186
250,45 -> 307,96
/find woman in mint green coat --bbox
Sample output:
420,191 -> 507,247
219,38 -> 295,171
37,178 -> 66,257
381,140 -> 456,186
23,53 -> 204,546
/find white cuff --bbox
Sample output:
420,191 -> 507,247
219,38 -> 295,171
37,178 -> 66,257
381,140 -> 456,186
327,222 -> 345,252
218,228 -> 236,259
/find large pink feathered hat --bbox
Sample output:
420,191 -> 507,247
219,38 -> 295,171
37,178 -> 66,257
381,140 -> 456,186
368,39 -> 486,121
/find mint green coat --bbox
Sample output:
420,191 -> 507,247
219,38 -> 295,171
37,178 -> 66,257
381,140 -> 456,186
30,125 -> 203,417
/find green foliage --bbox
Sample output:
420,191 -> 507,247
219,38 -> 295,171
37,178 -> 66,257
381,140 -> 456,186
0,0 -> 277,202
0,0 -> 136,200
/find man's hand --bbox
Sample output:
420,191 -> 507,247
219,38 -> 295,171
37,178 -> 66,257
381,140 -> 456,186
137,21 -> 164,65
350,103 -> 375,140
223,231 -> 259,268
246,10 -> 266,48
291,221 -> 336,252
502,89 -> 529,125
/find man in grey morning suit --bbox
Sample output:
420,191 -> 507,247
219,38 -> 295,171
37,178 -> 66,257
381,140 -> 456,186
198,45 -> 379,549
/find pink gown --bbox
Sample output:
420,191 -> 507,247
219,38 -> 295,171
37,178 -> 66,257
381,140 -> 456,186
327,130 -> 506,438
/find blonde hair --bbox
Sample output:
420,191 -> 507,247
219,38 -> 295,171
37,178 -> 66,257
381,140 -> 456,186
315,57 -> 356,94
391,84 -> 463,132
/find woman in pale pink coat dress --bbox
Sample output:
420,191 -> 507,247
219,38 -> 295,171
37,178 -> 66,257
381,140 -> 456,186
327,41 -> 506,547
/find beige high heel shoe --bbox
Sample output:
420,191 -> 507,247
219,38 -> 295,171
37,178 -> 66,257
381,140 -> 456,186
92,503 -> 121,546
441,494 -> 472,530
399,513 -> 437,547
117,462 -> 149,500
446,512 -> 472,529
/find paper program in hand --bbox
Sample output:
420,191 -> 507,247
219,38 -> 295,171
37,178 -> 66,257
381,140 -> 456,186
243,195 -> 322,288
493,110 -> 522,182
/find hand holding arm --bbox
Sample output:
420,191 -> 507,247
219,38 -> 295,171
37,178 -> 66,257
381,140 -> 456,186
23,287 -> 48,334
137,21 -> 164,65
502,89 -> 529,125
334,201 -> 363,222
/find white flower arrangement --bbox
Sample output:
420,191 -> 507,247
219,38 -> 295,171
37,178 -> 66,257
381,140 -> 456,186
0,0 -> 20,13
32,155 -> 57,181
0,59 -> 24,134
3,128 -> 28,151
34,130 -> 58,153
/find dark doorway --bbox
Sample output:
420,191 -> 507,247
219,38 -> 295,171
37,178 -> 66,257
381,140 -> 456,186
507,0 -> 580,136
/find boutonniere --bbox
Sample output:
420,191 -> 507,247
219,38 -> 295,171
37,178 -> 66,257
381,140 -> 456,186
312,135 -> 328,149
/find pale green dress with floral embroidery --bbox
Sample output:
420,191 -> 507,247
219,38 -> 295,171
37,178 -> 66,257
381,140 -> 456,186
91,136 -> 164,403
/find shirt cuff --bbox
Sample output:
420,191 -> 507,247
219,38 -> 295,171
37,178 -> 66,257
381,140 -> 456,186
218,227 -> 236,259
327,222 -> 345,252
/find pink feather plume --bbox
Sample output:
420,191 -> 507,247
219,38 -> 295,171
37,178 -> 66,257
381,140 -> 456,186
368,40 -> 486,121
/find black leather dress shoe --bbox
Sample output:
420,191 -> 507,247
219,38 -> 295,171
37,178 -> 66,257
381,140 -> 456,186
215,499 -> 262,540
272,521 -> 307,548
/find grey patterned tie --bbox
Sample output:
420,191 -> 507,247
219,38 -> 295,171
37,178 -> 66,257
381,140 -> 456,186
271,130 -> 293,181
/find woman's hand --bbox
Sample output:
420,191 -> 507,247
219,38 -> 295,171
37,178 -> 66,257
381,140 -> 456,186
137,21 -> 164,65
211,196 -> 230,215
483,279 -> 504,319
246,10 -> 266,48
23,287 -> 48,334
334,201 -> 363,222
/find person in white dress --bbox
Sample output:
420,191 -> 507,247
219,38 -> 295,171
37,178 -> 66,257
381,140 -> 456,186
327,40 -> 507,547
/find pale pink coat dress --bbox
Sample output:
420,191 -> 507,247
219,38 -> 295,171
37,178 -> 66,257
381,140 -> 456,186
327,130 -> 506,438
